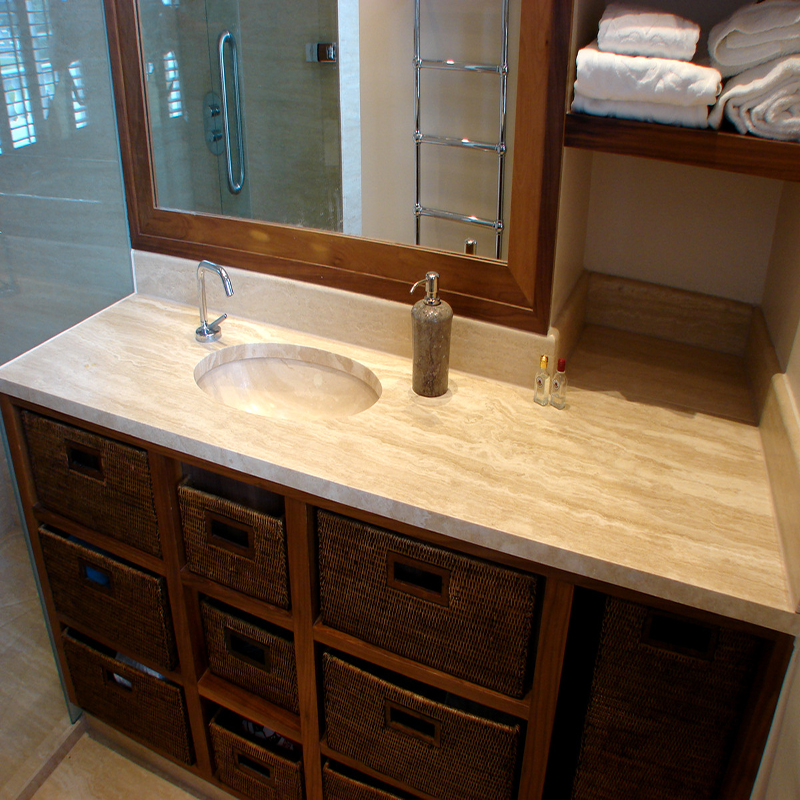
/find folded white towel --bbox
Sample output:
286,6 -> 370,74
574,42 -> 722,106
572,91 -> 710,127
708,54 -> 800,140
598,3 -> 700,61
709,0 -> 800,77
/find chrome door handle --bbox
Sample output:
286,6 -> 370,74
218,30 -> 245,195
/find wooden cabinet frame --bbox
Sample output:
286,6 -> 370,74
2,395 -> 792,800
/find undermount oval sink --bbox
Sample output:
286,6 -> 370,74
194,343 -> 381,421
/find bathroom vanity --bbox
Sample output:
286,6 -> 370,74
0,292 -> 795,800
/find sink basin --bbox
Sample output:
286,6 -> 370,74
194,343 -> 381,421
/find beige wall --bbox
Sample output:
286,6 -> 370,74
756,649 -> 800,800
550,148 -> 592,321
582,154 -> 783,305
763,183 -> 800,384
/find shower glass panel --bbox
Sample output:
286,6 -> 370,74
139,0 -> 344,231
0,0 -> 135,780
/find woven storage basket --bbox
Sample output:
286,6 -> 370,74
201,598 -> 299,713
40,527 -> 178,670
323,762 -> 408,800
21,411 -> 160,556
317,509 -> 538,697
63,630 -> 193,764
179,481 -> 289,608
570,597 -> 762,800
209,709 -> 304,800
322,652 -> 521,800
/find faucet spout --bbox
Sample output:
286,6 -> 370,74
196,260 -> 234,342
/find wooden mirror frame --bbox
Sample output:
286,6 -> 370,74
103,0 -> 572,333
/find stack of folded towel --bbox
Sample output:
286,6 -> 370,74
572,3 -> 722,128
708,0 -> 800,140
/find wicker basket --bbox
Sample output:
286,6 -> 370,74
21,411 -> 160,556
201,598 -> 299,713
63,630 -> 193,764
322,652 -> 521,800
209,709 -> 304,800
323,762 -> 407,800
570,597 -> 762,800
40,527 -> 178,670
179,481 -> 289,608
317,509 -> 538,697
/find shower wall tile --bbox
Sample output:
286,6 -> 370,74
0,239 -> 132,365
0,0 -> 133,369
0,0 -> 134,521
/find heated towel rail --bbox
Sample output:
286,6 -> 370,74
413,0 -> 509,258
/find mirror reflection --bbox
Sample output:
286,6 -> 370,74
138,0 -> 518,259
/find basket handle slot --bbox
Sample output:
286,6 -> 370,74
79,559 -> 115,596
386,551 -> 450,607
641,611 -> 718,660
384,699 -> 441,747
104,669 -> 134,692
234,750 -> 275,786
224,626 -> 271,672
66,441 -> 104,482
204,510 -> 255,558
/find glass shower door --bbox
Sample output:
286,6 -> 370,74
139,0 -> 344,231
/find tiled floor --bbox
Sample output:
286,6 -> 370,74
0,528 -> 73,800
30,733 -> 201,800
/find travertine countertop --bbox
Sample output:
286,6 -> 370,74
1,295 -> 794,632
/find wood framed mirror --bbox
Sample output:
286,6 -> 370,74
103,0 -> 571,333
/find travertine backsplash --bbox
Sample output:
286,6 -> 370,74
133,250 -> 554,389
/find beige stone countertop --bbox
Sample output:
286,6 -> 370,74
0,294 -> 794,633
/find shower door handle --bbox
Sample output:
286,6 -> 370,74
218,30 -> 245,194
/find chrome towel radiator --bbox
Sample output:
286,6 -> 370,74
413,0 -> 509,259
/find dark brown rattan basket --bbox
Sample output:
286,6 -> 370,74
201,598 -> 299,713
209,709 -> 304,800
570,597 -> 762,800
63,630 -> 193,764
323,762 -> 407,800
40,527 -> 178,670
322,652 -> 521,800
21,411 -> 160,556
317,509 -> 538,697
179,481 -> 290,608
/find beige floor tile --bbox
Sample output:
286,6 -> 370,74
31,733 -> 202,800
0,531 -> 72,796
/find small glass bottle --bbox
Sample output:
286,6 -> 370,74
534,355 -> 550,406
550,358 -> 567,409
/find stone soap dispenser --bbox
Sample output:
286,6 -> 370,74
410,272 -> 452,397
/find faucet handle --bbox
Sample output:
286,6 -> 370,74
195,313 -> 228,342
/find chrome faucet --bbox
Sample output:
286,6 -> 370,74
195,260 -> 234,342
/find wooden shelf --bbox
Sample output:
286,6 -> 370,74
197,670 -> 302,740
180,568 -> 294,633
57,615 -> 183,685
564,112 -> 800,182
33,505 -> 166,576
313,622 -> 531,720
320,737 -> 438,800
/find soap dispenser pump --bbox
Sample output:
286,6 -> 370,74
410,271 -> 453,397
